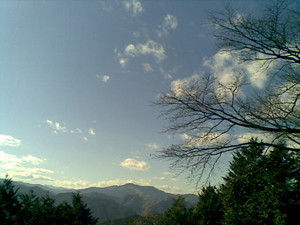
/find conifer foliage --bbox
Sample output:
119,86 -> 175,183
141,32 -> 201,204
0,176 -> 98,225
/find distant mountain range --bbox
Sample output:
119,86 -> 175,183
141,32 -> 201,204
2,180 -> 198,222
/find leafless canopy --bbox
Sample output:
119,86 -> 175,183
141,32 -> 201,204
155,1 -> 300,181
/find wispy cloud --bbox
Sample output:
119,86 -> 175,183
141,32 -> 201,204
146,143 -> 160,150
164,73 -> 173,79
45,120 -> 95,142
123,0 -> 143,16
46,120 -> 68,134
0,135 -> 21,147
157,14 -> 178,37
204,51 -> 271,88
120,158 -> 150,171
124,40 -> 166,62
143,63 -> 153,72
83,137 -> 89,142
0,151 -> 53,181
97,75 -> 110,83
88,128 -> 96,136
0,151 -> 44,168
153,176 -> 166,181
163,171 -> 175,176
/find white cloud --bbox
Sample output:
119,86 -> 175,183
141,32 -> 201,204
163,171 -> 175,176
237,132 -> 273,144
45,120 -> 91,142
123,0 -> 143,16
158,14 -> 178,37
46,120 -> 68,133
124,40 -> 166,62
120,158 -> 150,171
170,74 -> 201,97
119,58 -> 128,67
97,75 -> 110,83
146,143 -> 160,150
83,137 -> 89,142
143,63 -> 153,72
164,73 -> 173,79
0,151 -> 44,168
70,128 -> 82,134
204,51 -> 270,88
0,135 -> 21,147
156,185 -> 183,194
54,179 -> 91,189
21,155 -> 44,165
88,128 -> 96,136
0,151 -> 53,181
153,176 -> 166,181
94,178 -> 152,187
180,132 -> 230,147
6,171 -> 54,181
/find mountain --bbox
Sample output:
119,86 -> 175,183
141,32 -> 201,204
2,180 -> 198,222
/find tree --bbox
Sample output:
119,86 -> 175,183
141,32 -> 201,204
0,176 -> 22,225
0,177 -> 98,225
220,142 -> 300,225
161,196 -> 196,225
71,192 -> 98,225
195,185 -> 223,225
155,0 -> 300,179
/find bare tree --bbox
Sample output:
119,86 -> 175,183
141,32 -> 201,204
155,1 -> 300,181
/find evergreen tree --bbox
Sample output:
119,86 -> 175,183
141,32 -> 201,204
0,177 -> 98,225
161,196 -> 196,225
71,192 -> 98,225
0,176 -> 22,225
221,142 -> 300,225
195,185 -> 223,225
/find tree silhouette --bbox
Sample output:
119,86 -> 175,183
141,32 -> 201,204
221,141 -> 300,225
156,0 -> 300,180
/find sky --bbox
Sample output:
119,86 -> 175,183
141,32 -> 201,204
0,0 -> 266,194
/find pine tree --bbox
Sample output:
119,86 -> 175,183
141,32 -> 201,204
0,176 -> 22,225
195,185 -> 223,225
221,142 -> 300,225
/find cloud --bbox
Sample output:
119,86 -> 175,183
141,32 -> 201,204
204,51 -> 270,88
180,132 -> 230,147
163,171 -> 175,176
53,178 -> 152,189
146,143 -> 160,150
119,58 -> 128,67
88,128 -> 96,136
45,120 -> 92,142
170,74 -> 201,96
237,132 -> 273,144
158,14 -> 178,37
123,0 -> 143,16
0,151 -> 44,168
156,185 -> 183,194
83,137 -> 89,142
120,158 -> 150,171
124,40 -> 166,62
46,120 -> 68,133
164,73 -> 173,79
6,171 -> 54,181
0,151 -> 53,181
70,128 -> 82,134
0,135 -> 21,147
143,63 -> 153,72
97,75 -> 110,83
153,176 -> 166,181
53,179 -> 91,189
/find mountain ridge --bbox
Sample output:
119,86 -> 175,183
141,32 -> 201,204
1,179 -> 198,222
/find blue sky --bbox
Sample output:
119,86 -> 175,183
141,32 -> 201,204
0,0 -> 265,193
